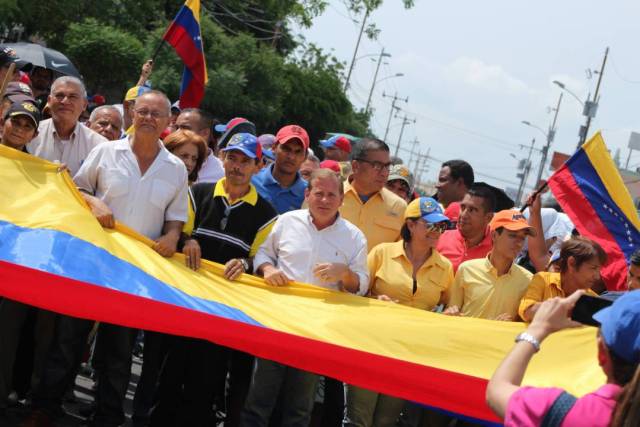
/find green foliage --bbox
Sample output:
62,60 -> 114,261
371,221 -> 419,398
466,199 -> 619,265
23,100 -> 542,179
64,19 -> 145,99
0,0 -> 415,139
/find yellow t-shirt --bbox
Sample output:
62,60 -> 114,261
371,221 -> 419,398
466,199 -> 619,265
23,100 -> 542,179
340,181 -> 407,252
518,271 -> 598,321
447,256 -> 533,320
368,241 -> 454,310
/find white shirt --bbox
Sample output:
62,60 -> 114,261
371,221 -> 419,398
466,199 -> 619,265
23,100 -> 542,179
73,137 -> 189,240
254,209 -> 369,295
196,150 -> 224,183
28,119 -> 107,175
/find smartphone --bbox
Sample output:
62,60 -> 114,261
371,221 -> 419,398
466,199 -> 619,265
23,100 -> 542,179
571,294 -> 614,326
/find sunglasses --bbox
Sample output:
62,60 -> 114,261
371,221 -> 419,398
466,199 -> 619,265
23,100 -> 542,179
423,221 -> 448,234
220,205 -> 231,230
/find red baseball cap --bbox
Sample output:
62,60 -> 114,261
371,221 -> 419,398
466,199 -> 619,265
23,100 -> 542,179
320,135 -> 351,153
320,160 -> 341,173
276,125 -> 310,150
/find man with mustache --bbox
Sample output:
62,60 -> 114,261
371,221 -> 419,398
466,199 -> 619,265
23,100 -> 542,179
252,125 -> 309,214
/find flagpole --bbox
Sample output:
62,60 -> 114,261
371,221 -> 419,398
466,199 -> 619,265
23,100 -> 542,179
151,39 -> 166,62
519,181 -> 549,213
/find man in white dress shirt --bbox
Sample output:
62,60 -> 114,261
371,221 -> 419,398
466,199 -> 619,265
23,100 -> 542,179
25,90 -> 188,427
241,168 -> 368,427
27,76 -> 107,175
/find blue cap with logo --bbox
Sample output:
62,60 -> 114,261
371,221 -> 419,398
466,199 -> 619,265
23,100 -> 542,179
222,132 -> 262,159
593,289 -> 640,364
404,197 -> 450,223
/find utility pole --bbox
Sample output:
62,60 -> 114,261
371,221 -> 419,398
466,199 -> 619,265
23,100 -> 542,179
343,8 -> 370,93
577,47 -> 609,149
536,92 -> 563,186
416,149 -> 430,189
407,138 -> 419,168
394,114 -> 416,158
382,92 -> 408,142
515,138 -> 536,204
365,48 -> 389,115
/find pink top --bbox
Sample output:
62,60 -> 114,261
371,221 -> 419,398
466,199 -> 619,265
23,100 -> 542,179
436,227 -> 492,272
505,384 -> 622,427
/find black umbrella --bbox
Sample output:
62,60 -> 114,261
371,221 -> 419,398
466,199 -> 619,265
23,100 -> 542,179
1,43 -> 81,78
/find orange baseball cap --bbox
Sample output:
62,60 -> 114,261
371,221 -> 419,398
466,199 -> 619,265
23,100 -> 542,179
489,209 -> 536,236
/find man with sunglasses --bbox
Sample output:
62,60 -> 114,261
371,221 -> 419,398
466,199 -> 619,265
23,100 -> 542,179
151,133 -> 278,427
341,138 -> 407,252
444,210 -> 534,321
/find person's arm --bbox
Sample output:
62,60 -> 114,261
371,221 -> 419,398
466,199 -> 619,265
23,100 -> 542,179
486,291 -> 584,419
154,220 -> 183,257
240,214 -> 282,283
526,193 -> 549,272
443,266 -> 465,315
135,60 -> 153,87
518,274 -> 546,322
73,145 -> 114,227
80,192 -> 115,228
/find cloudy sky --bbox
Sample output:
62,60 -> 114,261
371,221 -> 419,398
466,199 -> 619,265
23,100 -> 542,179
298,0 -> 640,195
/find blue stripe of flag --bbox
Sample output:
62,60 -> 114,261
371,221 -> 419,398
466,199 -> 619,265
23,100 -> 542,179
173,5 -> 203,51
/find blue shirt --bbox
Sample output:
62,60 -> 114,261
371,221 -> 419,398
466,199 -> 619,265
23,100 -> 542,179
251,164 -> 307,214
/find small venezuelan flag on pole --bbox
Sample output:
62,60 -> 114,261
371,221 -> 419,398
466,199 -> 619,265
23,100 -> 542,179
548,132 -> 640,290
162,0 -> 208,108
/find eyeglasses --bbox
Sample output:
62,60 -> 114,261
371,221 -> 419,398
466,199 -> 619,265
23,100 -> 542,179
355,158 -> 392,172
134,109 -> 168,119
220,205 -> 231,230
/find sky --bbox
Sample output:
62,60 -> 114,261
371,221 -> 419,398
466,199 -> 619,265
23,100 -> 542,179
296,0 -> 640,197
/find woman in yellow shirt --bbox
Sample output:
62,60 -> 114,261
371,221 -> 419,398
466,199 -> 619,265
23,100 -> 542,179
343,198 -> 453,427
368,197 -> 454,309
519,236 -> 606,321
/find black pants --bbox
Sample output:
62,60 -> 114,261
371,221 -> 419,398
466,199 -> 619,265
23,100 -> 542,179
150,338 -> 253,427
132,331 -> 171,423
33,316 -> 135,427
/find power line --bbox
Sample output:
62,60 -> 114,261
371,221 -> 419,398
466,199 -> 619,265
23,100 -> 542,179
609,53 -> 640,84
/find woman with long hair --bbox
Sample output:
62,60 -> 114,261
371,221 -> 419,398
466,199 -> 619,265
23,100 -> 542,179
164,129 -> 207,183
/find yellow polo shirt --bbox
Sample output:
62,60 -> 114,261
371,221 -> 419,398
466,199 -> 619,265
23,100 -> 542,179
518,272 -> 598,321
447,256 -> 533,320
340,181 -> 407,252
368,241 -> 454,310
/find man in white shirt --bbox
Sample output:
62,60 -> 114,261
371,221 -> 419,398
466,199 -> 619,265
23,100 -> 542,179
27,76 -> 107,175
26,90 -> 188,427
174,107 -> 224,183
241,169 -> 368,427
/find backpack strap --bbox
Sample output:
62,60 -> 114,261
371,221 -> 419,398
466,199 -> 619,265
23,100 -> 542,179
541,391 -> 578,427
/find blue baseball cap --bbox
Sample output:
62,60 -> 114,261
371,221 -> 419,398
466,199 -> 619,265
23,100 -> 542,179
320,135 -> 351,153
593,289 -> 640,364
262,148 -> 275,161
222,133 -> 262,159
404,197 -> 450,223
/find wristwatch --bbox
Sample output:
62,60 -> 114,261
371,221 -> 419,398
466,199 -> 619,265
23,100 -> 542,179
239,258 -> 249,272
515,332 -> 541,352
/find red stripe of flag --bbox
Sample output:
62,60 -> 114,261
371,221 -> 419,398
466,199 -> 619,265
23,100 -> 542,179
0,260 -> 499,423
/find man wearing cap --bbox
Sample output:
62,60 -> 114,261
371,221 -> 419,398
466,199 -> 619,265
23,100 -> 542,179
320,134 -> 351,162
487,290 -> 640,426
386,164 -> 414,203
151,132 -> 278,427
241,168 -> 368,427
252,124 -> 309,214
0,82 -> 37,139
122,85 -> 152,131
341,138 -> 407,252
87,105 -> 123,141
437,185 -> 495,272
444,210 -> 534,320
174,107 -> 224,183
0,46 -> 28,84
27,76 -> 107,176
24,90 -> 188,427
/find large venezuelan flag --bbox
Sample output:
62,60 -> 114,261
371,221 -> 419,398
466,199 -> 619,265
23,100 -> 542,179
0,146 -> 604,425
162,0 -> 208,108
548,132 -> 640,290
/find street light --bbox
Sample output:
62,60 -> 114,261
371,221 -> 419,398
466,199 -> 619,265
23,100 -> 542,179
365,72 -> 404,114
552,80 -> 584,106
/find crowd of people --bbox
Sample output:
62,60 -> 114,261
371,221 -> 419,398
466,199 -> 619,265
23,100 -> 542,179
1,47 -> 639,427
